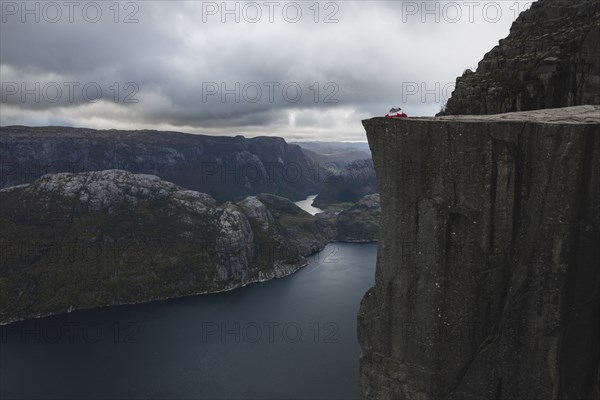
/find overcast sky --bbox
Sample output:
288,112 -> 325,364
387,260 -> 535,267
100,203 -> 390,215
1,1 -> 531,141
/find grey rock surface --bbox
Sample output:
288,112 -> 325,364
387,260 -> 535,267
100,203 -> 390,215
440,0 -> 600,115
358,106 -> 600,399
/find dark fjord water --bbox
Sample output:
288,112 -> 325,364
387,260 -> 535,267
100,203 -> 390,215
0,243 -> 376,399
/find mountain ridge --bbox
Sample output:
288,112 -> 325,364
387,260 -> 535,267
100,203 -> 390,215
0,125 -> 322,202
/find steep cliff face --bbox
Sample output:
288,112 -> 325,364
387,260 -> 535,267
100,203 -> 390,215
0,126 -> 321,202
0,170 -> 329,324
358,106 -> 600,399
441,0 -> 600,115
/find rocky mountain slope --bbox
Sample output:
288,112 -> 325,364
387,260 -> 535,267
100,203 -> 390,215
359,106 -> 600,399
0,170 -> 329,324
318,193 -> 380,242
440,0 -> 599,115
0,126 -> 321,202
313,159 -> 377,207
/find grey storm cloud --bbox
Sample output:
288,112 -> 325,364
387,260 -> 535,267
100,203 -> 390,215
0,0 -> 525,140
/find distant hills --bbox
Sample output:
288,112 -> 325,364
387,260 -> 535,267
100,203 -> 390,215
291,141 -> 371,174
0,128 -> 382,323
290,141 -> 370,156
0,126 -> 322,202
0,170 -> 331,324
313,159 -> 377,208
0,169 -> 381,324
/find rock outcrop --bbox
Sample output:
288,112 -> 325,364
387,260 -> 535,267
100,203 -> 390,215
318,193 -> 380,242
0,170 -> 329,324
313,159 -> 377,207
0,126 -> 321,202
358,106 -> 600,399
440,0 -> 600,116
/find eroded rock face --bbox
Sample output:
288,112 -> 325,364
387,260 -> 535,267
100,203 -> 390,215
358,106 -> 600,399
440,0 -> 600,116
0,170 -> 329,324
0,126 -> 321,202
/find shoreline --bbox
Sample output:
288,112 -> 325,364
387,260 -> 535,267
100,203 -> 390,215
0,239 -> 378,327
0,259 -> 310,327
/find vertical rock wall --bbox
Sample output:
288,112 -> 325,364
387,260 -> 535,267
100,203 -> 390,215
358,106 -> 600,399
440,0 -> 600,116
